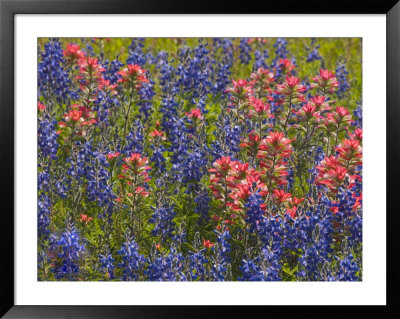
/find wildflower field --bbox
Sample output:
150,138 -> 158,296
38,37 -> 362,281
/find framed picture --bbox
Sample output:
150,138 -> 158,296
1,0 -> 398,317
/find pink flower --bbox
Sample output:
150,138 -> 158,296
335,139 -> 362,164
286,76 -> 300,88
185,108 -> 203,120
286,206 -> 297,218
311,69 -> 339,92
38,102 -> 46,111
272,189 -> 292,203
80,214 -> 93,225
106,152 -> 121,160
149,129 -> 164,138
292,197 -> 304,206
326,106 -> 352,127
203,239 -> 216,249
63,43 -> 86,62
278,59 -> 295,73
276,76 -> 306,99
65,110 -> 83,122
225,79 -> 253,96
118,64 -> 148,87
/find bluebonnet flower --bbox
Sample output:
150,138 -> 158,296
274,38 -> 289,60
145,245 -> 187,281
172,222 -> 187,247
239,38 -> 252,65
49,224 -> 86,280
38,116 -> 59,160
253,49 -> 269,69
209,242 -> 231,281
334,252 -> 361,281
103,59 -> 124,84
117,237 -> 146,281
156,50 -> 170,70
184,232 -> 209,280
99,252 -> 116,280
150,199 -> 176,242
240,247 -> 282,281
336,57 -> 350,99
38,192 -> 51,238
84,38 -> 95,56
84,150 -> 115,216
241,194 -> 282,280
195,188 -> 211,225
210,38 -> 234,96
306,38 -> 322,63
287,166 -> 294,191
38,38 -> 72,102
122,119 -> 145,155
296,196 -> 336,280
271,38 -> 291,79
126,38 -> 146,66
210,111 -> 241,160
175,40 -> 212,99
187,250 -> 208,281
353,102 -> 362,128
149,134 -> 167,175
307,146 -> 325,184
137,79 -> 155,121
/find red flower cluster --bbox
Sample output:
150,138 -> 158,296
240,131 -> 261,161
117,64 -> 149,90
185,108 -> 203,120
149,129 -> 165,139
63,43 -> 86,64
76,57 -> 106,93
117,153 -> 151,203
209,157 -> 267,218
249,68 -> 275,95
203,239 -> 215,249
106,152 -> 121,160
276,76 -> 306,105
311,69 -> 339,93
38,102 -> 46,112
225,79 -> 253,98
316,136 -> 361,194
58,104 -> 97,136
80,214 -> 93,225
325,106 -> 352,128
257,132 -> 293,190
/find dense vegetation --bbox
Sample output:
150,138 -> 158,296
38,37 -> 362,281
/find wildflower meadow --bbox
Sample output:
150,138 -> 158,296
38,37 -> 362,281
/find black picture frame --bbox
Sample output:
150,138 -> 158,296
1,0 -> 398,318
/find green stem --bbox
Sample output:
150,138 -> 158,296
122,86 -> 136,149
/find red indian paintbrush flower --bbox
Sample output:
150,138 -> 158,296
80,214 -> 93,225
335,138 -> 362,168
117,64 -> 149,90
258,132 -> 293,158
106,152 -> 121,160
63,43 -> 86,63
203,239 -> 215,249
249,68 -> 275,94
149,129 -> 165,138
316,156 -> 349,193
185,108 -> 203,121
225,79 -> 253,98
278,59 -> 295,74
311,69 -> 339,93
272,189 -> 292,204
326,106 -> 352,128
38,102 -> 46,111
